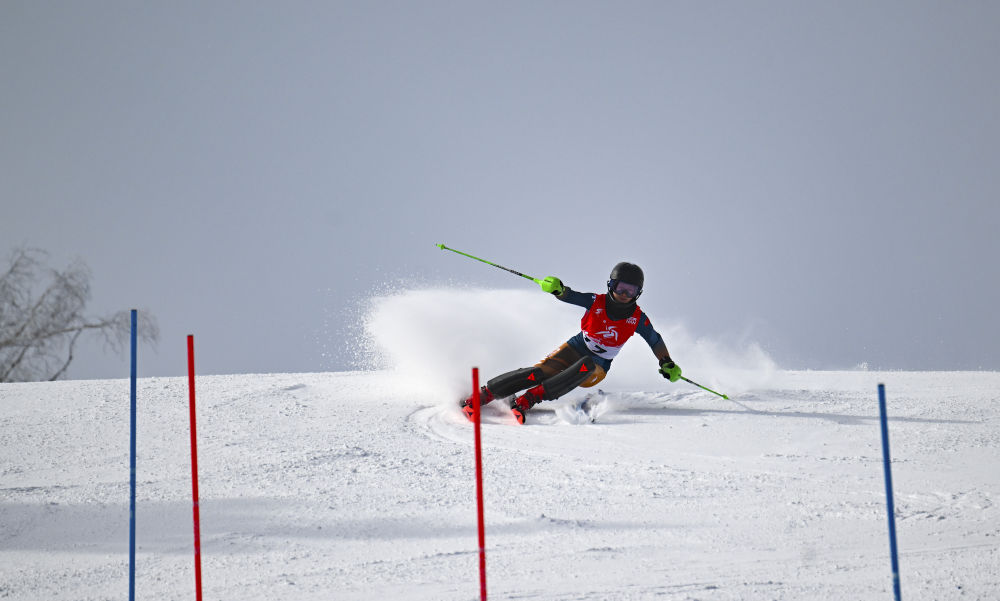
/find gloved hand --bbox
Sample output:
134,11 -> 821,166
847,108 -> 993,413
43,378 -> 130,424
659,360 -> 682,382
539,276 -> 564,296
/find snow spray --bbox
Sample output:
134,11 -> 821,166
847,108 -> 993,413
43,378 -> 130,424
362,287 -> 776,401
878,384 -> 902,601
187,336 -> 204,601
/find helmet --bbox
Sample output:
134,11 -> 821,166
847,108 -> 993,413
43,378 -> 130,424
608,262 -> 644,299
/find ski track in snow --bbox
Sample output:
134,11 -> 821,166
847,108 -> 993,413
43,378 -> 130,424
1,370 -> 998,600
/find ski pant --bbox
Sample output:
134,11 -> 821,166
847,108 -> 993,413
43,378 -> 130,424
485,343 -> 607,401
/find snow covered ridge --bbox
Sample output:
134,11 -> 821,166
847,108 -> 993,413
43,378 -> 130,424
1,370 -> 998,600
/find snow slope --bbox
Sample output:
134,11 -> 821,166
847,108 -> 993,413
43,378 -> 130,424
2,289 -> 998,600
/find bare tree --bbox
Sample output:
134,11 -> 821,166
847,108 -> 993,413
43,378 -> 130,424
0,247 -> 159,382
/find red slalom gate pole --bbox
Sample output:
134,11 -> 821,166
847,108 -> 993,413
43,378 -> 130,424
472,367 -> 487,600
187,336 -> 204,601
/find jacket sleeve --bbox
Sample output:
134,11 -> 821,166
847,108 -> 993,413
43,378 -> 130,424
636,312 -> 673,364
556,287 -> 596,309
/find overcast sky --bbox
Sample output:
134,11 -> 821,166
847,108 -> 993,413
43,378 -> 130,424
2,2 -> 998,379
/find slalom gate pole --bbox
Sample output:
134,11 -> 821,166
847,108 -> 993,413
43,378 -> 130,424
680,376 -> 730,400
878,384 -> 902,601
129,310 -> 137,601
472,367 -> 487,601
187,336 -> 204,601
437,243 -> 540,285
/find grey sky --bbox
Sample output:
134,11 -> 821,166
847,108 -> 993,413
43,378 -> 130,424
2,2 -> 998,378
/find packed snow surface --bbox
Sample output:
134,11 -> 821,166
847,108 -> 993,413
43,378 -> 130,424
2,289 -> 998,600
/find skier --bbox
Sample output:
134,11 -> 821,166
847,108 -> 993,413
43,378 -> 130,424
460,262 -> 682,424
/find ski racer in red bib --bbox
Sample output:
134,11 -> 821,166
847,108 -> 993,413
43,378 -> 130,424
461,262 -> 682,424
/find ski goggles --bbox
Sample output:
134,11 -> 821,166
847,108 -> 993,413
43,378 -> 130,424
610,280 -> 641,299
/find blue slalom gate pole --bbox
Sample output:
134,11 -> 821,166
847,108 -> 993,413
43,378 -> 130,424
129,309 -> 137,601
878,383 -> 901,601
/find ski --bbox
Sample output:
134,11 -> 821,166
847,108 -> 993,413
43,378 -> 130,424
460,401 -> 476,422
511,403 -> 527,425
460,397 -> 526,425
568,389 -> 607,423
462,392 -> 606,425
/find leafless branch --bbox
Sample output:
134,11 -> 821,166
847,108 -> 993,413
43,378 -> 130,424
0,247 -> 159,382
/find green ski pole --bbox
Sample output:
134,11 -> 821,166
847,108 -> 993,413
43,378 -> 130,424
681,376 -> 730,400
436,243 -> 541,285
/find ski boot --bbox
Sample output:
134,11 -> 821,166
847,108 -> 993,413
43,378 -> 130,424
460,386 -> 494,421
510,385 -> 544,425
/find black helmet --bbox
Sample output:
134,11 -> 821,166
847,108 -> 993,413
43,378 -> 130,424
608,262 -> 644,299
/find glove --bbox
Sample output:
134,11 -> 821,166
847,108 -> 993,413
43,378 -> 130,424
539,276 -> 564,296
659,360 -> 682,383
